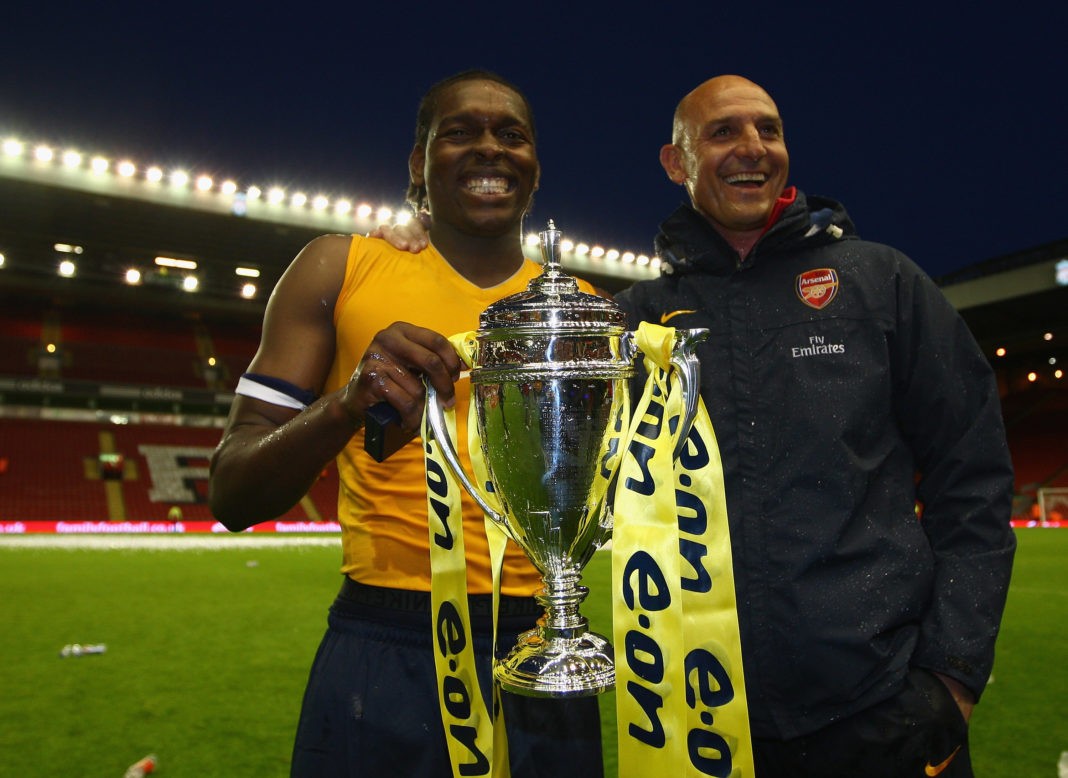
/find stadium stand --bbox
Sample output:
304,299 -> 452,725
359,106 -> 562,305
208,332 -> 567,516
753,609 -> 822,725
1002,389 -> 1068,518
2,293 -> 1065,526
0,418 -> 110,521
0,298 -> 46,377
0,301 -> 259,390
0,416 -> 339,523
54,307 -> 204,387
197,318 -> 261,391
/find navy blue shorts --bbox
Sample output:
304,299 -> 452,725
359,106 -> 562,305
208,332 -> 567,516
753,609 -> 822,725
291,579 -> 604,778
753,667 -> 972,777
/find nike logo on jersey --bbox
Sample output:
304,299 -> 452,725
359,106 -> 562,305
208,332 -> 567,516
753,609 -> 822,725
660,309 -> 697,324
925,745 -> 962,776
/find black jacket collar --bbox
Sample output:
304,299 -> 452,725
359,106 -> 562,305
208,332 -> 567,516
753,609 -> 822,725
654,190 -> 856,276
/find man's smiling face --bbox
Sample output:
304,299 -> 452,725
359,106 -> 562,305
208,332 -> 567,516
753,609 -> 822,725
661,76 -> 789,238
411,79 -> 539,238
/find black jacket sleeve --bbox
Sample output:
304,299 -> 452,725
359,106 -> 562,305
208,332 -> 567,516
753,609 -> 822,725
889,255 -> 1016,699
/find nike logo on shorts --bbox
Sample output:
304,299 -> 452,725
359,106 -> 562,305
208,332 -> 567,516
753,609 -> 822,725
925,745 -> 962,776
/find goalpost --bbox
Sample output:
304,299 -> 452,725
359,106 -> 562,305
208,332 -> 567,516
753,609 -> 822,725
1037,487 -> 1068,525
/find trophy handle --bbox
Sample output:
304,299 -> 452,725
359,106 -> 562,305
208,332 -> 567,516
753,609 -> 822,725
424,383 -> 510,530
669,328 -> 709,461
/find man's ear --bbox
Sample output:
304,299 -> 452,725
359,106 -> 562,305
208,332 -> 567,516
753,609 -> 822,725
409,145 -> 426,187
659,144 -> 687,185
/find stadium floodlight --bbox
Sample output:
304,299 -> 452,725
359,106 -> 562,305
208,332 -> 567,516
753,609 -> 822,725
0,135 -> 652,289
155,256 -> 197,270
1056,259 -> 1068,286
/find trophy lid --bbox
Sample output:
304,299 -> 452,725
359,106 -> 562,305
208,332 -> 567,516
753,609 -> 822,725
480,221 -> 626,331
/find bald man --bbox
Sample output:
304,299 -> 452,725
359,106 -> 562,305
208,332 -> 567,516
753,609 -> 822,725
614,75 -> 1015,777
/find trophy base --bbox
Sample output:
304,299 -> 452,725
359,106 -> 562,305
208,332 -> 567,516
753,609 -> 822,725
494,627 -> 614,698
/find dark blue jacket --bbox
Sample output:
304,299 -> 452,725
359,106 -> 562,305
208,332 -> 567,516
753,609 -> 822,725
615,192 -> 1016,739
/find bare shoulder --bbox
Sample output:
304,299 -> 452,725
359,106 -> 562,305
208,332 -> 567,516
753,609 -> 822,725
277,233 -> 353,291
248,233 -> 355,392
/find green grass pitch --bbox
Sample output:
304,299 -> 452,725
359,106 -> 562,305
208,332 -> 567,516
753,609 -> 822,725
0,528 -> 1063,776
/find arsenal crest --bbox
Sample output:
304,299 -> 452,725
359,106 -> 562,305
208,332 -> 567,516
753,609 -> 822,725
796,268 -> 839,309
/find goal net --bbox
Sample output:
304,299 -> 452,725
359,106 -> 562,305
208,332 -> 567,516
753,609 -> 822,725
1037,487 -> 1068,525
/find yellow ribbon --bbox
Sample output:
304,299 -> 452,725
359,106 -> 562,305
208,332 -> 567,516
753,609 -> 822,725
423,332 -> 511,778
425,323 -> 753,778
612,322 -> 754,777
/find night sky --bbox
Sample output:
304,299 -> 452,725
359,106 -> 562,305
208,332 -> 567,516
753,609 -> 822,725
2,1 -> 1065,279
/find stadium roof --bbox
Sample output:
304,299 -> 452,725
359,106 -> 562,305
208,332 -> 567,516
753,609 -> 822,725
0,137 -> 658,314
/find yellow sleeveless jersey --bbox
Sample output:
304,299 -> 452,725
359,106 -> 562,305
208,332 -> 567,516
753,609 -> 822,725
324,235 -> 596,596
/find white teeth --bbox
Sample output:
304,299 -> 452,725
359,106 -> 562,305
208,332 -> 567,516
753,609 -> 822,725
725,173 -> 767,184
467,177 -> 509,194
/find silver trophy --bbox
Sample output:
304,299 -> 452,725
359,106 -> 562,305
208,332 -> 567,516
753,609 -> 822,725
426,221 -> 705,698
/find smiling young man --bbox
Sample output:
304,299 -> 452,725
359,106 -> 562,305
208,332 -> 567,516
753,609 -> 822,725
209,70 -> 602,778
613,75 -> 1016,777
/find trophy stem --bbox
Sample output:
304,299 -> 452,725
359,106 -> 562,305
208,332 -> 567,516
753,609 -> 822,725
535,573 -> 589,639
494,570 -> 614,698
